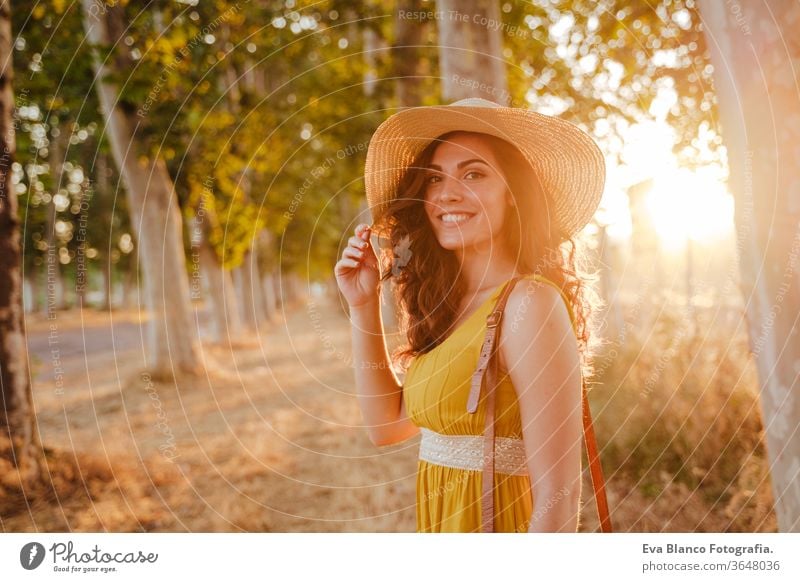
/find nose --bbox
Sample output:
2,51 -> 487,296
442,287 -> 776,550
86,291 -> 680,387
436,174 -> 464,203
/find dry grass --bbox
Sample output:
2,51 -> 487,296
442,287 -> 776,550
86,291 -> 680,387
587,301 -> 776,532
1,294 -> 776,532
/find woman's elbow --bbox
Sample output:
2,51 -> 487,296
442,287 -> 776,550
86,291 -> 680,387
367,423 -> 419,448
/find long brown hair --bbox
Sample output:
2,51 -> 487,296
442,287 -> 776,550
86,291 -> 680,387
373,130 -> 602,380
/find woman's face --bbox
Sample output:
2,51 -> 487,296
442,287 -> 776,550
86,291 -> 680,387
422,132 -> 514,254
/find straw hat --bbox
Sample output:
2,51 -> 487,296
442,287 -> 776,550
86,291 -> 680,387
364,97 -> 605,240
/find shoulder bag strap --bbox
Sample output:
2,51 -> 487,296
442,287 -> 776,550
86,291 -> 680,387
467,276 -> 613,533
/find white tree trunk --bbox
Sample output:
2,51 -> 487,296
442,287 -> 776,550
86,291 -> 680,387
81,0 -> 200,377
234,249 -> 267,331
261,270 -> 278,323
45,127 -> 69,315
436,0 -> 508,102
97,152 -> 112,310
189,212 -> 241,343
699,0 -> 800,532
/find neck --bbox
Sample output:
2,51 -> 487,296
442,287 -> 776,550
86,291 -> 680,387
454,242 -> 519,294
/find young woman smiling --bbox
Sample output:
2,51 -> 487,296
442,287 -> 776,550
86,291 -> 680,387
335,97 -> 606,533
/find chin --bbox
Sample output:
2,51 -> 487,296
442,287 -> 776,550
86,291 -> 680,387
436,234 -> 489,251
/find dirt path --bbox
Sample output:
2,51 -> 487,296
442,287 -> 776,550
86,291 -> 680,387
10,295 -> 766,533
13,297 -> 418,532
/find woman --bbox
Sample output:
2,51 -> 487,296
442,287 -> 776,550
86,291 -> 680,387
335,97 -> 605,533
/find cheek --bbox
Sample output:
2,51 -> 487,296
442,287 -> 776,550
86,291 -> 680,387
480,199 -> 507,229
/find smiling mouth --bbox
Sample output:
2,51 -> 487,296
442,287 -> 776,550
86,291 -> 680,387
437,212 -> 476,226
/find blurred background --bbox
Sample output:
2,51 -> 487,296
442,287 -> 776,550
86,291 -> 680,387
0,0 -> 798,532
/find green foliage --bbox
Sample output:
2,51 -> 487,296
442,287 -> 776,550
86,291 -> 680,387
11,0 -> 718,293
503,0 -> 715,168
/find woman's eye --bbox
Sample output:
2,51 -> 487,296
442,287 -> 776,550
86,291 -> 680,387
424,170 -> 481,185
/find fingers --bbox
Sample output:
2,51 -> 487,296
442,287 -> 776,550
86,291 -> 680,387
335,256 -> 360,274
355,223 -> 372,243
337,226 -> 371,274
348,234 -> 370,252
343,245 -> 366,261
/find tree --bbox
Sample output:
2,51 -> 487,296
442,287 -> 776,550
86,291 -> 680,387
0,0 -> 45,492
698,0 -> 800,533
437,0 -> 508,101
81,0 -> 201,378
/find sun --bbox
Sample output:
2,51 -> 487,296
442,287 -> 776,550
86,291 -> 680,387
644,166 -> 734,250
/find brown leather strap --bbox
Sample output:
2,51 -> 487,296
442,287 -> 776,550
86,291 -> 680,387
467,276 -> 613,533
582,376 -> 613,532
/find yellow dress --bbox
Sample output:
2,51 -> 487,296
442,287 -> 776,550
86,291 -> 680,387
402,273 -> 576,533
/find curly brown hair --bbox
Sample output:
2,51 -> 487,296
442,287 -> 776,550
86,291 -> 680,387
372,130 -> 603,381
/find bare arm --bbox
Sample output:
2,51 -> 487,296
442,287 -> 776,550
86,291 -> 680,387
350,297 -> 419,447
336,223 -> 419,448
500,281 -> 583,532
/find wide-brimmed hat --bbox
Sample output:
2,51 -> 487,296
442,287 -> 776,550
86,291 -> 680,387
364,97 -> 605,240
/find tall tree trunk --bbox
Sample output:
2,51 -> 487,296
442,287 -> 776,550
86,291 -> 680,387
698,0 -> 800,532
45,126 -> 69,316
122,246 -> 137,309
234,249 -> 267,331
258,230 -> 278,323
44,193 -> 63,315
0,0 -> 45,486
97,152 -> 111,310
436,0 -> 508,102
261,268 -> 278,323
25,268 -> 39,313
200,237 -> 242,342
189,206 -> 242,343
221,36 -> 267,332
82,0 -> 200,377
393,0 -> 428,107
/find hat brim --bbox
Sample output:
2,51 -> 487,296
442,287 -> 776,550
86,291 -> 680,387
364,103 -> 605,240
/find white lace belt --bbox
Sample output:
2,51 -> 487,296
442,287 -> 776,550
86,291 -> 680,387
418,427 -> 529,476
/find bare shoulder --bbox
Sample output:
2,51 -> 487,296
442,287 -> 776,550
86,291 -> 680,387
504,276 -> 571,331
497,276 -> 574,371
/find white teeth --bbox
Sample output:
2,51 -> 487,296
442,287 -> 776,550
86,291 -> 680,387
441,213 -> 472,223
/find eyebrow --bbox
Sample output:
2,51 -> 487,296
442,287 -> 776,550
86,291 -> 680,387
426,158 -> 490,172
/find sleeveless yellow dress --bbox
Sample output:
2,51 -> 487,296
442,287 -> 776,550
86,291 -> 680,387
402,274 -> 576,533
